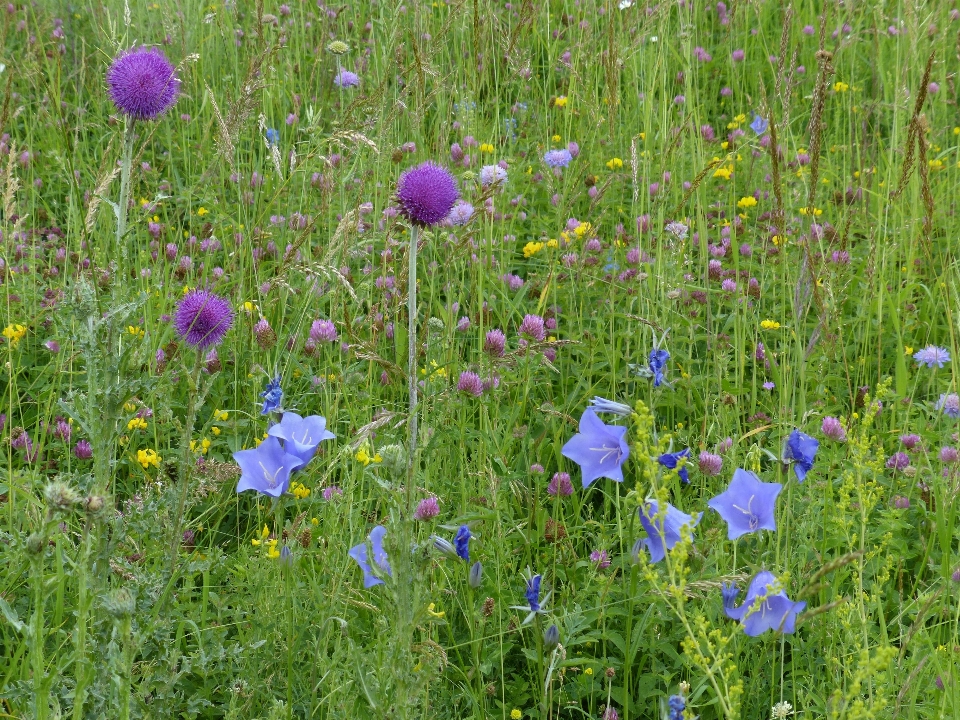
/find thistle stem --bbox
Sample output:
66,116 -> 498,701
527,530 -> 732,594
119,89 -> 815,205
116,120 -> 135,267
406,225 -> 419,512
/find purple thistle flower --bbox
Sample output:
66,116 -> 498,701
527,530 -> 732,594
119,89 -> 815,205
234,436 -> 306,497
348,525 -> 391,588
821,416 -> 847,442
913,345 -> 951,368
722,571 -> 806,636
106,46 -> 180,120
707,468 -> 782,540
561,409 -> 630,488
544,149 -> 573,168
334,69 -> 360,88
457,371 -> 484,397
518,314 -> 546,342
173,289 -> 234,349
783,429 -> 818,482
547,472 -> 574,496
414,497 -> 440,520
636,500 -> 701,563
936,393 -> 960,418
698,451 -> 723,476
267,412 -> 335,463
484,328 -> 506,356
396,162 -> 460,226
447,200 -> 474,226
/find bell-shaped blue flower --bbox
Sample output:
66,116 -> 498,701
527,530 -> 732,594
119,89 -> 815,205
707,468 -> 782,540
267,411 -> 335,463
525,574 -> 543,612
637,500 -> 701,563
234,436 -> 306,497
722,570 -> 806,636
658,448 -> 690,484
260,376 -> 283,414
348,525 -> 392,588
649,348 -> 670,387
783,429 -> 818,482
454,525 -> 472,562
588,396 -> 633,417
750,113 -> 768,135
561,409 -> 630,488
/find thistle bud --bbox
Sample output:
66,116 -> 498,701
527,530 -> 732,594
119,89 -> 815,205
43,480 -> 80,513
379,444 -> 407,477
102,587 -> 136,620
25,532 -> 46,556
83,495 -> 105,515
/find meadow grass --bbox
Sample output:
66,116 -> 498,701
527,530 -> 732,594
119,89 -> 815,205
1,1 -> 959,718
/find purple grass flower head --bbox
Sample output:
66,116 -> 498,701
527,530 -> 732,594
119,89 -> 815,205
454,525 -> 472,561
106,46 -> 180,120
174,289 -> 233,349
396,162 -> 460,226
267,411 -> 335,463
547,472 -> 574,496
561,409 -> 630,487
334,69 -> 360,88
658,448 -> 691,484
589,397 -> 633,417
707,468 -> 782,540
234,436 -> 306,497
260,376 -> 283,414
518,314 -> 546,342
348,525 -> 391,588
783,429 -> 818,482
936,392 -> 960,418
821,416 -> 847,442
544,149 -> 573,168
637,500 -> 701,563
913,345 -> 951,368
750,113 -> 768,135
414,496 -> 440,520
722,570 -> 806,636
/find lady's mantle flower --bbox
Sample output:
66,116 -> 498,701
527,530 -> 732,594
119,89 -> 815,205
783,429 -> 818,482
260,376 -> 283,414
266,411 -> 335,462
234,436 -> 306,497
913,345 -> 950,368
636,500 -> 701,563
106,46 -> 180,120
658,448 -> 690,484
174,289 -> 234,349
722,571 -> 806,636
348,525 -> 391,588
396,162 -> 460,226
707,468 -> 782,540
936,393 -> 960,418
561,409 -> 630,487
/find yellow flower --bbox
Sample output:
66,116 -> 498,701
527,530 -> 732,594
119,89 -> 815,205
214,409 -> 229,421
737,196 -> 757,209
546,238 -> 558,249
551,134 -> 561,143
197,206 -> 209,216
554,96 -> 568,108
904,346 -> 913,355
585,667 -> 594,676
290,481 -> 311,500
833,81 -> 849,92
127,325 -> 145,338
479,143 -> 494,154
511,711 -> 522,720
211,426 -> 221,436
720,141 -> 729,150
356,448 -> 372,466
136,448 -> 161,469
713,166 -> 732,180
2,324 -> 27,347
760,320 -> 781,330
127,417 -> 148,431
241,301 -> 258,314
734,113 -> 746,123
427,602 -> 446,618
574,221 -> 591,238
311,517 -> 319,526
124,402 -> 138,412
266,546 -> 281,559
190,437 -> 212,455
605,157 -> 624,170
523,241 -> 545,258
771,235 -> 785,246
638,132 -> 645,141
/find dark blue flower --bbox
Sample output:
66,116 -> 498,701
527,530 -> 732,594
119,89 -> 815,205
525,574 -> 543,612
265,128 -> 279,146
454,525 -> 472,562
750,113 -> 768,135
783,429 -> 818,482
666,694 -> 686,720
658,448 -> 690,484
638,500 -> 701,563
260,376 -> 283,414
561,409 -> 631,488
707,468 -> 782,539
348,525 -> 391,588
722,570 -> 806,636
649,348 -> 670,387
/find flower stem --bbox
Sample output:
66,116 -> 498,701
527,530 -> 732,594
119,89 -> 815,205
31,552 -> 48,720
406,224 -> 419,513
116,120 -> 135,267
168,352 -> 204,574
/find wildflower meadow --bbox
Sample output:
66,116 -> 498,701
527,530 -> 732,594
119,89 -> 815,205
2,1 -> 960,718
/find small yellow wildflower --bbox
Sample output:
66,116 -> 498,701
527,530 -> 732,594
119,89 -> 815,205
605,157 -> 624,170
479,143 -> 494,154
197,207 -> 209,216
760,320 -> 781,330
213,409 -> 229,421
554,96 -> 568,108
511,711 -> 522,720
211,426 -> 221,436
190,437 -> 212,455
833,81 -> 849,92
584,667 -> 594,676
713,165 -> 732,180
127,417 -> 148,431
127,325 -> 145,338
720,141 -> 729,150
2,324 -> 27,347
737,196 -> 757,209
136,448 -> 161,469
574,221 -> 592,238
771,235 -> 785,246
124,401 -> 138,412
546,238 -> 559,249
551,134 -> 562,143
523,241 -> 545,258
904,346 -> 913,355
241,301 -> 258,314
290,481 -> 311,500
311,517 -> 319,526
427,603 -> 446,618
734,113 -> 746,123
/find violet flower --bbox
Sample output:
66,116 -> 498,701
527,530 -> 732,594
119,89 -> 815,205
707,468 -> 782,540
722,571 -> 806,636
348,525 -> 391,588
234,436 -> 306,497
266,411 -> 335,463
561,409 -> 630,488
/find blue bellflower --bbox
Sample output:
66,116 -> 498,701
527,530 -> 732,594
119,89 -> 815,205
658,448 -> 691,484
750,113 -> 769,135
260,376 -> 283,414
454,525 -> 472,561
637,500 -> 702,563
722,570 -> 806,636
649,348 -> 670,387
783,429 -> 818,482
348,525 -> 392,588
588,396 -> 633,417
525,574 -> 543,611
267,411 -> 335,463
265,128 -> 279,146
707,468 -> 782,540
561,409 -> 631,488
234,436 -> 306,497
